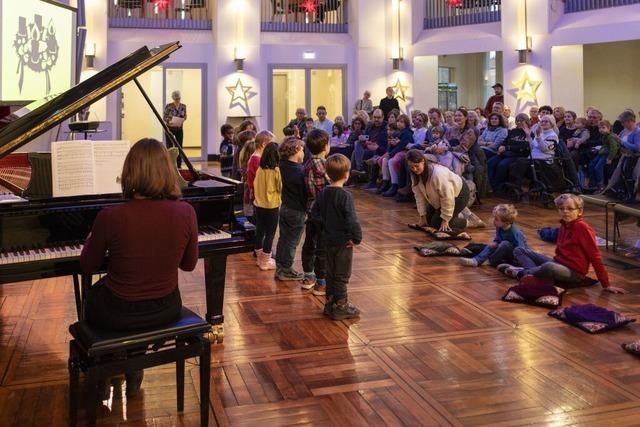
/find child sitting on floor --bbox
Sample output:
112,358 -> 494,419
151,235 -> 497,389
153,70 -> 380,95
459,204 -> 527,267
498,194 -> 626,294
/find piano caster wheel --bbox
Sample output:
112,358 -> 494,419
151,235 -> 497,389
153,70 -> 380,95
210,325 -> 224,344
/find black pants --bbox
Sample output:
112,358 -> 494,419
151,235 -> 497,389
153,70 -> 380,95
85,278 -> 182,331
326,244 -> 352,301
254,206 -> 279,253
168,127 -> 184,168
301,220 -> 327,279
426,180 -> 470,232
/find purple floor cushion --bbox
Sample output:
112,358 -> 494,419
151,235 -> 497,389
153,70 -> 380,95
622,340 -> 640,356
549,304 -> 636,333
502,279 -> 566,309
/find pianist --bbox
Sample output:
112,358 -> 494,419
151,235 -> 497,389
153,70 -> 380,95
80,138 -> 198,397
163,90 -> 187,168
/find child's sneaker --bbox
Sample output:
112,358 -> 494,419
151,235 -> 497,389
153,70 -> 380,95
504,266 -> 524,279
323,296 -> 335,316
330,299 -> 360,320
300,273 -> 316,290
275,268 -> 304,281
459,257 -> 478,267
311,281 -> 326,296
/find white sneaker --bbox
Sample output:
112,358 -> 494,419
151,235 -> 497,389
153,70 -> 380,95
459,258 -> 478,267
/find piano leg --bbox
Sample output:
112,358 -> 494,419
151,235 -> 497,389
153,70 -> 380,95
204,254 -> 227,343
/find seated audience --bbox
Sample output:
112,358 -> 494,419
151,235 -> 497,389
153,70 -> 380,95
605,110 -> 640,200
553,106 -> 566,129
314,106 -> 334,134
357,109 -> 388,189
329,122 -> 351,158
529,106 -> 540,125
487,113 -> 531,193
484,83 -> 504,117
503,106 -> 516,130
478,113 -> 508,158
500,194 -> 625,294
424,125 -> 453,171
587,120 -> 620,190
284,107 -> 307,136
380,114 -> 413,197
353,90 -> 373,116
507,115 -> 558,192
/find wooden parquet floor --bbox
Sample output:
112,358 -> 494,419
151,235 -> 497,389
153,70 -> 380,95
1,187 -> 640,426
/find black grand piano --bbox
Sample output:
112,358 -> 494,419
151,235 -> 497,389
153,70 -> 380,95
0,42 -> 254,343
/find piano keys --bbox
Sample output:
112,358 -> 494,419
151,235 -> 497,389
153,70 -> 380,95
0,42 -> 254,343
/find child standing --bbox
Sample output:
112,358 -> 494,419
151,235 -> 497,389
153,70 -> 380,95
246,131 -> 276,219
301,129 -> 331,294
311,154 -> 362,320
588,120 -> 620,190
275,137 -> 307,281
219,124 -> 235,177
499,194 -> 626,294
460,204 -> 527,267
253,142 -> 282,270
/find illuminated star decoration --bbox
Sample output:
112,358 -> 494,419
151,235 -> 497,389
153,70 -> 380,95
302,0 -> 318,13
512,71 -> 542,102
447,0 -> 463,7
226,78 -> 253,113
392,78 -> 409,102
152,0 -> 170,11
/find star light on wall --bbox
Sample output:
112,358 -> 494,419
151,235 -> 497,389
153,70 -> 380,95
512,71 -> 541,102
302,0 -> 318,13
226,78 -> 252,112
392,78 -> 408,102
152,0 -> 170,11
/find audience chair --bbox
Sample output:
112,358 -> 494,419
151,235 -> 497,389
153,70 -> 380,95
68,307 -> 212,427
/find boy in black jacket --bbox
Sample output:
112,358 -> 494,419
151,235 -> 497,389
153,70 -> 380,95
275,137 -> 307,281
311,154 -> 362,320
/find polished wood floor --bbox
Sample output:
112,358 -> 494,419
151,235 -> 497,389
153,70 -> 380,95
1,183 -> 640,426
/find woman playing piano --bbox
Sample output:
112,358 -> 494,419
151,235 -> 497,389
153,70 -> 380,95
80,138 -> 198,398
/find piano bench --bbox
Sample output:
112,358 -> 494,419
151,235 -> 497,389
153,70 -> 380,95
67,307 -> 212,427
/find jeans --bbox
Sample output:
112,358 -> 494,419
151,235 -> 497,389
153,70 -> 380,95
514,247 -> 583,283
487,155 -> 516,191
474,241 -> 515,266
301,220 -> 327,279
326,244 -> 353,301
352,143 -> 376,171
426,180 -> 470,232
254,206 -> 279,253
86,278 -> 182,331
275,206 -> 306,270
588,154 -> 607,187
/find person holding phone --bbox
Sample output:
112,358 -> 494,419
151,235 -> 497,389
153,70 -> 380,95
353,109 -> 388,188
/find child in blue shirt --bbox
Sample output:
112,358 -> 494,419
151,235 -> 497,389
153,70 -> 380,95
460,203 -> 527,267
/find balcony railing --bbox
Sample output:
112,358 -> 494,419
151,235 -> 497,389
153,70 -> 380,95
108,0 -> 212,30
424,0 -> 501,29
261,0 -> 348,33
564,0 -> 640,13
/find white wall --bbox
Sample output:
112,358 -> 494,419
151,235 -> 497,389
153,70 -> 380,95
551,45 -> 584,114
583,40 -> 640,121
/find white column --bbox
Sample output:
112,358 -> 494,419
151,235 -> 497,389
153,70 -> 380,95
84,0 -> 108,122
501,0 -> 552,114
551,45 -> 584,114
413,56 -> 438,111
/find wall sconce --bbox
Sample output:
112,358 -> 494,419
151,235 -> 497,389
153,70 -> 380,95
85,42 -> 96,69
516,0 -> 532,64
391,0 -> 403,70
234,47 -> 245,72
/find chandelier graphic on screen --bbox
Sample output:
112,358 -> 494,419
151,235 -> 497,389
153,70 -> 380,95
13,14 -> 60,95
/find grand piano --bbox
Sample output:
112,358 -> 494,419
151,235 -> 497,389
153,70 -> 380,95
0,42 -> 254,342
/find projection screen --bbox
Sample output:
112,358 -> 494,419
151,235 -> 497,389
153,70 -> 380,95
0,0 -> 76,103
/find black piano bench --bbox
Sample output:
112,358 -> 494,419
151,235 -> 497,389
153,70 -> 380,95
67,307 -> 212,427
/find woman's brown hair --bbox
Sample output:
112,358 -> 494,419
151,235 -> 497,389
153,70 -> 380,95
121,138 -> 181,200
405,149 -> 430,186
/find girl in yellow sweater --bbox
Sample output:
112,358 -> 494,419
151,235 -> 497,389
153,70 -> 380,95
253,142 -> 283,270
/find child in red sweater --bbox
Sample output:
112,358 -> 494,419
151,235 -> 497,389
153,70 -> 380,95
499,194 -> 626,294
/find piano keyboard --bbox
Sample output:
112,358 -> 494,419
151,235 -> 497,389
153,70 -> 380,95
0,227 -> 232,265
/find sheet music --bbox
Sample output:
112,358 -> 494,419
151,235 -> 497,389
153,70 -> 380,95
51,141 -> 95,197
169,116 -> 185,127
93,140 -> 130,194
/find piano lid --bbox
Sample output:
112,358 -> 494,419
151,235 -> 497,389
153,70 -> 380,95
0,42 -> 181,159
